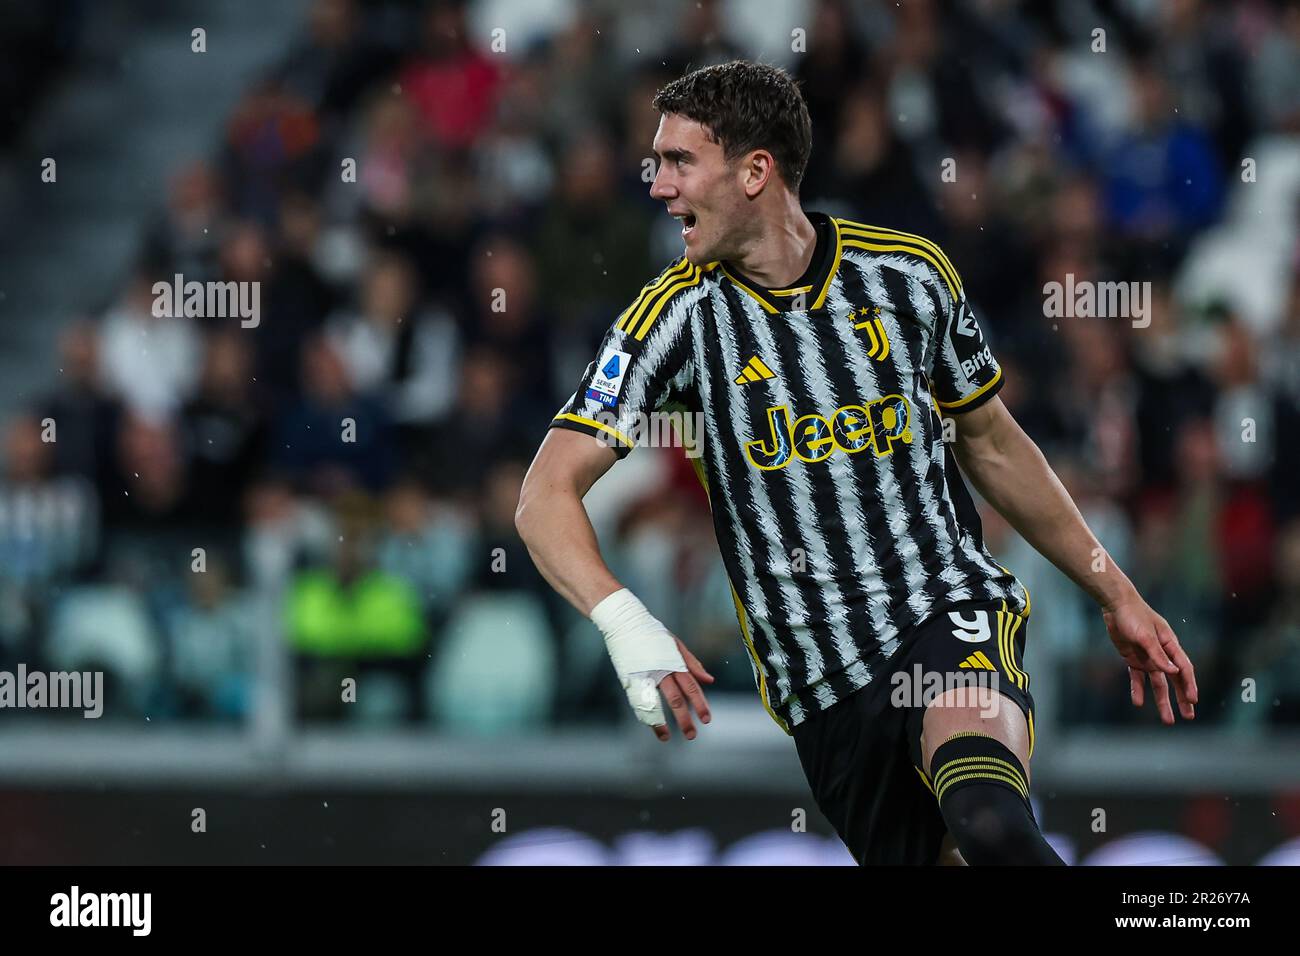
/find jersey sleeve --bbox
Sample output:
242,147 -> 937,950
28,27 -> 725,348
929,279 -> 1004,414
549,259 -> 702,458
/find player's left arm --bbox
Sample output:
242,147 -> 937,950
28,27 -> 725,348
950,396 -> 1197,724
927,266 -> 1195,725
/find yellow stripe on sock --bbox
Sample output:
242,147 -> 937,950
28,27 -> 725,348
933,755 -> 1028,792
935,769 -> 1029,804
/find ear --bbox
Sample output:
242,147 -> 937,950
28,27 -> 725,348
741,149 -> 777,198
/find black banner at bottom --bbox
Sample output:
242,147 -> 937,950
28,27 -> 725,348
0,865 -> 1285,941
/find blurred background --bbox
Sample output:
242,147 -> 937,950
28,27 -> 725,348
0,0 -> 1297,864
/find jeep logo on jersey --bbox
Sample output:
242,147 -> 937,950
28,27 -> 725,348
586,347 -> 632,408
744,395 -> 913,471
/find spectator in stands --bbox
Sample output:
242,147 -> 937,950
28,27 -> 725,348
794,0 -> 870,194
819,81 -> 943,239
271,333 -> 396,496
325,250 -> 459,425
166,555 -> 256,721
180,330 -> 270,528
221,82 -> 325,222
258,200 -> 339,406
532,129 -> 651,338
1102,54 -> 1224,245
97,267 -> 202,420
0,414 -> 98,592
38,320 -> 117,484
352,93 -> 427,223
142,160 -> 226,285
463,236 -> 555,407
399,0 -> 502,151
286,491 -> 426,720
274,0 -> 393,122
376,478 -> 474,621
411,346 -> 532,498
101,412 -> 194,537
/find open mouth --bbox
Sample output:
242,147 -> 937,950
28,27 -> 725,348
673,212 -> 697,237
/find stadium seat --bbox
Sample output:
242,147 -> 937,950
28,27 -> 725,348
46,585 -> 162,713
425,591 -> 555,734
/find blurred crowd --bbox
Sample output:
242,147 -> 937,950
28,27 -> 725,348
1,0 -> 1298,731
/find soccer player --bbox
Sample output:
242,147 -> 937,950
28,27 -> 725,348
515,61 -> 1198,865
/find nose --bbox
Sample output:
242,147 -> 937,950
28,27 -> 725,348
649,162 -> 676,201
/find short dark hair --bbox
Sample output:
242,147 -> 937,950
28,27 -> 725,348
652,60 -> 812,191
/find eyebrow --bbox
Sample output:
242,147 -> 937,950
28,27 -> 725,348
653,147 -> 694,163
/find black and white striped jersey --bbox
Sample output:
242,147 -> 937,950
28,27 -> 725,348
550,212 -> 1029,733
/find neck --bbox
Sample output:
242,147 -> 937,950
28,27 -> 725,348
729,196 -> 816,289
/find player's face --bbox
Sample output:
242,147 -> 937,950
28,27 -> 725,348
650,113 -> 750,265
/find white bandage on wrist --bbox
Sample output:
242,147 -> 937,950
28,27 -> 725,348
590,588 -> 687,727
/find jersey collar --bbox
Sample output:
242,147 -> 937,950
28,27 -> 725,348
719,212 -> 842,314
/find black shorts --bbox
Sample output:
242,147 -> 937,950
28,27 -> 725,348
791,598 -> 1035,865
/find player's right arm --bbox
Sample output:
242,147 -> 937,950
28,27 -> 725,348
516,428 -> 714,741
515,428 -> 623,617
516,259 -> 715,739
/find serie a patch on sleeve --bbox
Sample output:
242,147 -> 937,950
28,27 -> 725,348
586,347 -> 633,407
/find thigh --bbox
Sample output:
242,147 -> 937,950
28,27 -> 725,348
920,686 -> 1032,787
793,681 -> 947,865
899,599 -> 1037,780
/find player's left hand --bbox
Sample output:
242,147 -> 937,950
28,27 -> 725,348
1101,594 -> 1197,725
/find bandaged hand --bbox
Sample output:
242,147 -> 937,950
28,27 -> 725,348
590,588 -> 707,732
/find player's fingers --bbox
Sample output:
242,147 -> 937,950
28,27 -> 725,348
1164,646 -> 1198,717
1129,638 -> 1172,675
1149,670 -> 1175,726
1169,660 -> 1197,719
675,638 -> 716,684
1154,617 -> 1184,669
688,659 -> 715,683
673,668 -> 711,724
1159,625 -> 1199,714
1140,628 -> 1179,674
652,723 -> 669,742
660,674 -> 697,740
1129,667 -> 1145,708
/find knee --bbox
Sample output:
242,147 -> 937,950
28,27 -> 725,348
942,786 -> 1049,862
930,732 -> 1064,866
